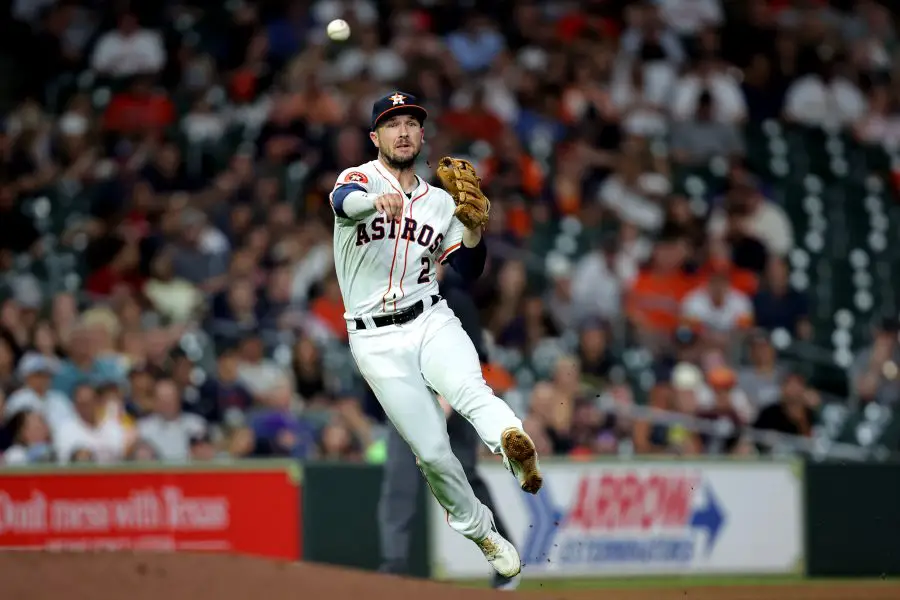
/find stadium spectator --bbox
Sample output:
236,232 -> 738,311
576,319 -> 619,389
103,76 -> 176,135
658,0 -> 724,36
695,366 -> 749,453
55,382 -> 128,464
125,363 -> 157,418
446,14 -> 505,74
90,12 -> 165,79
671,90 -> 746,166
754,372 -> 818,448
3,280 -> 42,352
334,26 -> 406,84
783,55 -> 866,129
127,438 -> 161,462
320,398 -> 373,460
291,337 -> 327,402
144,249 -> 205,323
681,262 -> 754,341
137,378 -> 207,462
189,430 -> 219,461
671,54 -> 746,124
739,52 -> 788,123
523,381 -> 572,456
197,345 -> 254,427
753,255 -> 812,339
854,84 -> 900,147
620,2 -> 686,66
599,136 -> 670,233
571,237 -> 625,322
634,363 -> 702,456
626,234 -> 695,345
852,317 -> 900,405
708,173 -> 794,259
696,238 -> 759,295
738,332 -> 787,411
52,323 -> 122,397
2,410 -> 54,465
236,333 -> 292,400
4,353 -> 74,431
249,377 -> 318,459
610,58 -> 672,138
30,320 -> 64,360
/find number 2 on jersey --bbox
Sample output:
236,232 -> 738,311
418,257 -> 431,284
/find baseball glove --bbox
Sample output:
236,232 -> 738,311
436,157 -> 490,229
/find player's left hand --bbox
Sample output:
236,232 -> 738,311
436,157 -> 490,230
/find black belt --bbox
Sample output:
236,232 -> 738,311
354,295 -> 441,330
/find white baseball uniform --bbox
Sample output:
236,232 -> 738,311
329,159 -> 523,542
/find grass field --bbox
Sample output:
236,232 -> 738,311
461,575 -> 899,591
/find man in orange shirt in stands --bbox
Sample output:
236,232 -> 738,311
696,240 -> 759,296
626,234 -> 697,349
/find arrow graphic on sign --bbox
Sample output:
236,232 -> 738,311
521,483 -> 564,567
690,485 -> 725,556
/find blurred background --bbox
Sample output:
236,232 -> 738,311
2,0 -> 900,469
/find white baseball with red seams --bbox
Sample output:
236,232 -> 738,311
328,158 -> 526,553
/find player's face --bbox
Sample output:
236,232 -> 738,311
371,115 -> 423,170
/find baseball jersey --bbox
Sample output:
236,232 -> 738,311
330,159 -> 465,318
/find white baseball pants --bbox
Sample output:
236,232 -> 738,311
348,300 -> 523,542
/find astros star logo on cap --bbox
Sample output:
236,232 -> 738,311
389,93 -> 407,106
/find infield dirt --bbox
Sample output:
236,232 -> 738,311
1,552 -> 898,600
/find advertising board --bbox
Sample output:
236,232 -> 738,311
0,463 -> 301,560
429,460 -> 803,578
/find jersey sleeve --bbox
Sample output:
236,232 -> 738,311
437,216 -> 466,264
333,168 -> 372,193
330,167 -> 374,220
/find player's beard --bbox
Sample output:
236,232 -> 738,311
380,144 -> 420,172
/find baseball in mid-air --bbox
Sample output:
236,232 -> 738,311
326,19 -> 351,41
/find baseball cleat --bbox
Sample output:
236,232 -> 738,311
476,527 -> 521,579
501,427 -> 543,494
493,572 -> 521,591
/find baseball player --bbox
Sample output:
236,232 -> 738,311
329,91 -> 543,579
378,265 -> 518,589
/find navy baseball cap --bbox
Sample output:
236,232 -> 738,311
371,91 -> 427,130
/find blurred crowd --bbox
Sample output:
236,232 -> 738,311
1,0 -> 899,466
